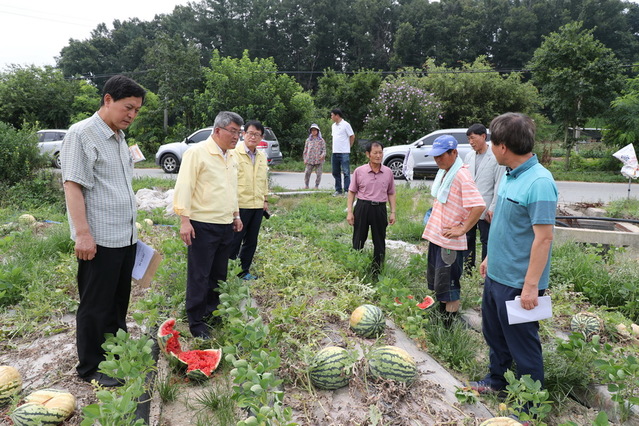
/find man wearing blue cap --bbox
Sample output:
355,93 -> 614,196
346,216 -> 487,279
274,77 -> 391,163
422,135 -> 485,326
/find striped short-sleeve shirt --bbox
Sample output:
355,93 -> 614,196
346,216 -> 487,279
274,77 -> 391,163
422,166 -> 485,250
61,113 -> 137,248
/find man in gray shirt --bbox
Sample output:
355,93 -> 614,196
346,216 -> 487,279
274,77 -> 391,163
61,75 -> 146,387
462,123 -> 505,272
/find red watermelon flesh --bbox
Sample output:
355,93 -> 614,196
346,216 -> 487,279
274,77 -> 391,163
158,318 -> 183,355
179,349 -> 222,378
417,296 -> 435,309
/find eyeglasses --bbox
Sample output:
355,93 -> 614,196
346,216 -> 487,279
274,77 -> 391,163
244,131 -> 263,139
219,127 -> 241,136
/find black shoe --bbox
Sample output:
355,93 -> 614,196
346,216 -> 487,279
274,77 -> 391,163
81,372 -> 124,387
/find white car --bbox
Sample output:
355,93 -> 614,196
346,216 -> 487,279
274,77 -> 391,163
37,129 -> 67,168
382,128 -> 484,179
155,126 -> 283,173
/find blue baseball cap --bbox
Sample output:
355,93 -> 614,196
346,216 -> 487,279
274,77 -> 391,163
426,135 -> 458,157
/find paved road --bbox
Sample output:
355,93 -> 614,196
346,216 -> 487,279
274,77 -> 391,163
133,168 -> 638,204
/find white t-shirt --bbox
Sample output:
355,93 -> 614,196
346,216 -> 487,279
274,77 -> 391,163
331,119 -> 354,153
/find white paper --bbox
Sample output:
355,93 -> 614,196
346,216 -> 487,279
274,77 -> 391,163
129,144 -> 146,163
613,144 -> 639,179
132,241 -> 155,280
505,296 -> 552,325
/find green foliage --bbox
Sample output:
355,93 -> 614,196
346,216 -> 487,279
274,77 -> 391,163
595,343 -> 639,422
68,80 -> 100,124
421,57 -> 541,129
195,50 -> 315,157
2,170 -> 65,211
315,69 -> 382,134
551,243 -> 639,321
0,122 -> 47,187
503,370 -> 553,424
0,66 -> 76,129
529,21 -> 624,169
82,329 -> 156,426
545,333 -> 603,404
605,198 -> 639,220
363,79 -> 441,146
604,76 -> 639,149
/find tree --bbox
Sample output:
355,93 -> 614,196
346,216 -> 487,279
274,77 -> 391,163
194,50 -> 315,157
315,70 -> 382,134
421,57 -> 540,128
0,65 -> 77,129
603,76 -> 639,149
529,21 -> 624,169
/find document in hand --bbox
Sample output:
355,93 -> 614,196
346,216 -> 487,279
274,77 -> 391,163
505,296 -> 552,325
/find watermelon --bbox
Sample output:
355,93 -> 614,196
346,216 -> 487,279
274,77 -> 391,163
309,346 -> 353,390
157,318 -> 222,380
570,312 -> 602,339
0,365 -> 22,406
367,346 -> 418,384
479,417 -> 522,426
417,296 -> 435,310
350,304 -> 385,338
11,389 -> 75,425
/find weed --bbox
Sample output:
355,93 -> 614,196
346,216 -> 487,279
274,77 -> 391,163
156,371 -> 179,403
192,382 -> 238,425
594,343 -> 639,422
503,370 -> 553,425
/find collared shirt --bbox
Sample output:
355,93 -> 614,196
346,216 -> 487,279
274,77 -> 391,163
332,119 -> 354,153
303,136 -> 326,164
463,144 -> 505,219
234,141 -> 269,209
60,113 -> 137,248
349,164 -> 396,202
173,135 -> 239,224
422,166 -> 485,250
245,144 -> 257,164
487,155 -> 557,290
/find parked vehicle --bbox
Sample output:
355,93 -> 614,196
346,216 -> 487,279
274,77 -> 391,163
37,129 -> 67,168
155,126 -> 283,173
382,128 -> 488,179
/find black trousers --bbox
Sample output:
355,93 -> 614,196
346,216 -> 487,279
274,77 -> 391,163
186,220 -> 234,337
229,208 -> 263,276
352,200 -> 388,272
463,219 -> 490,271
76,244 -> 136,378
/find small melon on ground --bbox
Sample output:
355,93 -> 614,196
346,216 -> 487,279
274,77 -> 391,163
367,345 -> 417,384
479,417 -> 522,426
157,318 -> 222,381
11,388 -> 75,425
309,346 -> 353,390
0,365 -> 22,406
18,214 -> 36,225
350,304 -> 385,338
570,312 -> 603,339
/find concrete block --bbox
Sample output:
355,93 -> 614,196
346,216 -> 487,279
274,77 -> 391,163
585,207 -> 607,217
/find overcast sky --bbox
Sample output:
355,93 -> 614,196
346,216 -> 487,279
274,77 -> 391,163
0,0 -> 191,70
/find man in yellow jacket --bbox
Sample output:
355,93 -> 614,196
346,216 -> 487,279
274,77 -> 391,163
230,120 -> 269,280
173,111 -> 244,338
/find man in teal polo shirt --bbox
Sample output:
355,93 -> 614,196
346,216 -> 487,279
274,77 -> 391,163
471,113 -> 557,404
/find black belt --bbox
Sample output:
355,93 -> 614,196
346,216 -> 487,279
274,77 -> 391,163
358,199 -> 385,206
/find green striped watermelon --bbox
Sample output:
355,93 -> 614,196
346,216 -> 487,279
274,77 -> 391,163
570,312 -> 602,339
309,346 -> 353,390
350,304 -> 385,338
0,365 -> 22,406
10,401 -> 72,426
367,346 -> 418,384
157,318 -> 222,380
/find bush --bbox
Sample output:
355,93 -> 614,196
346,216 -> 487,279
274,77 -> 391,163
1,170 -> 65,211
0,122 -> 47,186
363,80 -> 441,146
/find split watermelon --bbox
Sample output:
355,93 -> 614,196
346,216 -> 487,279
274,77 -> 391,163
157,318 -> 222,381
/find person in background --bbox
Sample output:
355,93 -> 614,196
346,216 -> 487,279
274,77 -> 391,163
422,135 -> 485,327
173,111 -> 244,339
471,113 -> 557,414
61,75 -> 146,387
330,108 -> 355,196
347,141 -> 396,275
229,120 -> 269,280
462,123 -> 505,272
303,123 -> 326,189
